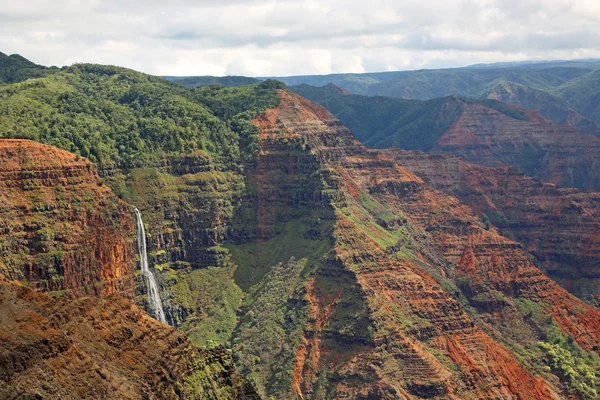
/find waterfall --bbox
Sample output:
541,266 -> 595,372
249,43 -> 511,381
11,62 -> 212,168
134,207 -> 167,323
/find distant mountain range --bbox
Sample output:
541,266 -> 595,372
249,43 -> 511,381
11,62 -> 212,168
166,59 -> 600,134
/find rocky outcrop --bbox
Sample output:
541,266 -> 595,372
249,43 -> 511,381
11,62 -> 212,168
0,281 -> 258,399
384,149 -> 600,306
0,139 -> 136,298
238,90 -> 600,399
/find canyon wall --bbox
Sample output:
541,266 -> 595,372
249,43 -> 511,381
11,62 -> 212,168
5,89 -> 600,399
385,149 -> 600,306
430,99 -> 600,189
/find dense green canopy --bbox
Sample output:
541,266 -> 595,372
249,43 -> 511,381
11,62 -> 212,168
0,62 -> 281,168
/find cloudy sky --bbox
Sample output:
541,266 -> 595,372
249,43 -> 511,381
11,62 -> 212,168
1,0 -> 599,76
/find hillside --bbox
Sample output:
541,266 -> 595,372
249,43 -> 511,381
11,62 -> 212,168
223,90 -> 600,399
0,63 -> 281,167
293,84 -> 600,190
292,84 -> 527,149
385,149 -> 600,306
554,69 -> 600,125
0,52 -> 54,84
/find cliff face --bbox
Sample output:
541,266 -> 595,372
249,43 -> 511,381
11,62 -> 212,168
0,282 -> 258,400
430,98 -> 600,189
384,149 -> 600,306
234,90 -> 600,399
0,139 -> 136,298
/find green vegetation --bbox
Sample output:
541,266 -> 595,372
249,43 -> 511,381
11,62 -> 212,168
0,52 -> 55,84
170,265 -> 243,347
0,62 -> 280,168
540,342 -> 600,399
231,257 -> 309,398
227,214 -> 333,291
194,79 -> 284,120
167,75 -> 260,88
179,347 -> 241,399
553,69 -> 600,125
514,299 -> 600,399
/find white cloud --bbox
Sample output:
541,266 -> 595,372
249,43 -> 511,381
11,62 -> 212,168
0,0 -> 599,76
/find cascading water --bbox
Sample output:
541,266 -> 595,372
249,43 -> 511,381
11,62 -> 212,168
134,207 -> 167,323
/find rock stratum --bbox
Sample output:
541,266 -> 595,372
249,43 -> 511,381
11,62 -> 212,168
0,139 -> 135,297
384,149 -> 600,306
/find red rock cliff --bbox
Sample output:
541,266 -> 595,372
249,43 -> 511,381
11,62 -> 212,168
384,149 -> 600,306
0,139 -> 136,297
0,281 -> 258,399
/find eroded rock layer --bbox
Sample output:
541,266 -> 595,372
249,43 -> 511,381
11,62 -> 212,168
430,98 -> 600,189
384,149 -> 600,306
0,282 -> 258,400
0,139 -> 135,297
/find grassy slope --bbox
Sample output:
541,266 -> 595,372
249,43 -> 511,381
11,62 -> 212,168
554,69 -> 600,124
